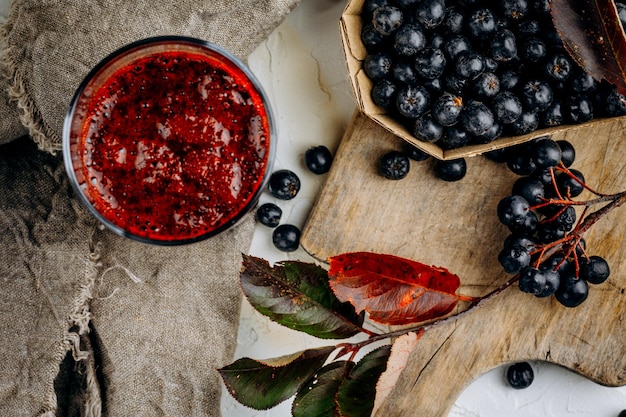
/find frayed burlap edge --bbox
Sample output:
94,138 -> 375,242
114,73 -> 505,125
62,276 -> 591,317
0,0 -> 61,154
39,228 -> 103,417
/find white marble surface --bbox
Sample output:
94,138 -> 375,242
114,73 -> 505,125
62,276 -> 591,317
228,1 -> 626,417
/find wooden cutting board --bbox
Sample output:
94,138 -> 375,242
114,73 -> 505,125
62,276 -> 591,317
300,111 -> 626,417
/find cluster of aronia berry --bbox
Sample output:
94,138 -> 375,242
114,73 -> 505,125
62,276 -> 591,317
255,146 -> 333,252
492,137 -> 611,308
362,0 -> 626,149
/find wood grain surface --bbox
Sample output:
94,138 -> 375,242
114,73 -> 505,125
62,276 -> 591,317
300,111 -> 626,417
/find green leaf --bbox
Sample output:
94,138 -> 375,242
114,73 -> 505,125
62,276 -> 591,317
336,345 -> 392,417
218,346 -> 335,410
240,254 -> 364,339
292,361 -> 353,417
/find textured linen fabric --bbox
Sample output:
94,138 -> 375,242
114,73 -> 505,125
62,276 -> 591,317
0,0 -> 299,416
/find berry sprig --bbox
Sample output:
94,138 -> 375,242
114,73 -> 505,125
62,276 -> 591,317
495,137 -> 625,307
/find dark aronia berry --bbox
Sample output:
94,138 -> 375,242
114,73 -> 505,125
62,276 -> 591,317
490,29 -> 517,62
433,158 -> 466,181
363,52 -> 393,81
305,145 -> 333,175
512,177 -> 544,205
467,7 -> 496,39
371,79 -> 398,110
414,114 -> 444,142
544,54 -> 572,82
555,274 -> 589,308
556,169 -> 585,197
472,72 -> 500,98
557,140 -> 576,167
492,91 -> 522,124
268,169 -> 301,200
536,269 -> 560,298
414,0 -> 446,29
404,142 -> 430,161
432,93 -> 463,126
497,195 -> 530,227
414,47 -> 447,79
506,362 -> 534,389
256,203 -> 282,228
372,5 -> 404,36
441,126 -> 470,149
379,150 -> 410,179
454,50 -> 485,79
396,85 -> 431,118
394,23 -> 427,56
532,137 -> 562,168
580,256 -> 610,284
501,0 -> 529,20
519,266 -> 546,295
272,224 -> 301,252
460,101 -> 494,136
443,34 -> 471,59
392,60 -> 419,85
498,244 -> 531,274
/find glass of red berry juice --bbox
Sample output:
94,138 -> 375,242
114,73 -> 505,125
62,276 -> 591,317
63,36 -> 275,245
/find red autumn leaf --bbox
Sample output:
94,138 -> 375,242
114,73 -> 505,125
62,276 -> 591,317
551,0 -> 626,95
327,252 -> 471,325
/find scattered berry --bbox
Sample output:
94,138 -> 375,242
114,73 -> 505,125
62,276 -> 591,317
379,150 -> 410,180
272,224 -> 301,252
268,169 -> 301,200
506,362 -> 534,389
256,203 -> 282,228
305,145 -> 333,175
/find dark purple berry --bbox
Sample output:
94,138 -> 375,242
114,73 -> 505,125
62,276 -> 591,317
460,101 -> 494,136
501,0 -> 529,20
414,0 -> 446,29
519,266 -> 546,295
305,145 -> 333,175
404,143 -> 430,161
521,79 -> 553,112
256,203 -> 282,228
433,158 -> 467,181
371,79 -> 398,110
556,169 -> 585,197
372,5 -> 404,36
512,177 -> 545,205
555,273 -> 589,308
544,54 -> 572,82
268,169 -> 301,200
467,7 -> 496,39
272,224 -> 301,252
414,47 -> 446,79
379,150 -> 410,179
557,140 -> 575,167
580,256 -> 610,284
509,111 -> 538,135
472,72 -> 500,98
396,85 -> 430,118
394,23 -> 427,56
566,95 -> 593,123
413,114 -> 443,142
521,37 -> 547,62
490,29 -> 518,62
532,137 -> 562,168
443,34 -> 471,59
497,195 -> 530,227
492,91 -> 522,124
506,362 -> 534,389
455,50 -> 485,79
432,94 -> 463,126
441,126 -> 470,149
498,244 -> 531,274
363,52 -> 393,81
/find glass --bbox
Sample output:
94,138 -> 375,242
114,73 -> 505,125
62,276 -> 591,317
63,36 -> 275,245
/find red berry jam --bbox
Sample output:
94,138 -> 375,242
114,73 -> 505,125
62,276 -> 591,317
65,38 -> 273,244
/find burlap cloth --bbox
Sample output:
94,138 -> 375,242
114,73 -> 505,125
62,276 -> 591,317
0,1 -> 300,416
